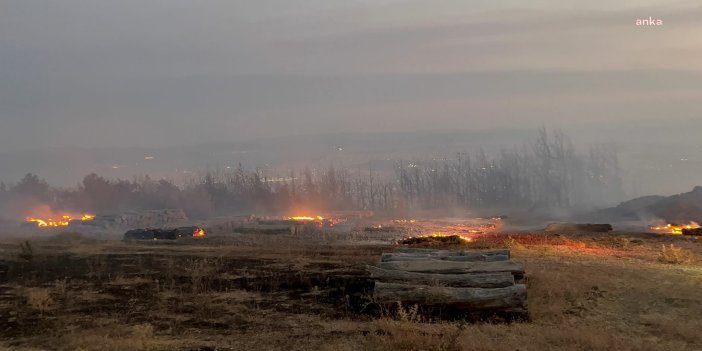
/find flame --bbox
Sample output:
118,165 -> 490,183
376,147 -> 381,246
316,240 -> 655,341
25,213 -> 95,228
649,222 -> 700,235
193,228 -> 206,237
429,232 -> 472,241
289,216 -> 324,221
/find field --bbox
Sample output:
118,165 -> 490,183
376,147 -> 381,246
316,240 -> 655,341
1,229 -> 702,351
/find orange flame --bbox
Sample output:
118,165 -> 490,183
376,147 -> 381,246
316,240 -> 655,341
193,228 -> 206,237
649,222 -> 700,235
25,214 -> 95,228
289,216 -> 324,221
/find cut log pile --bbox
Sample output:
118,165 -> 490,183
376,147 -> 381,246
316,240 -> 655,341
368,248 -> 527,314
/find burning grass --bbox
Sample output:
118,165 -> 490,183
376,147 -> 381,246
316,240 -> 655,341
24,214 -> 95,228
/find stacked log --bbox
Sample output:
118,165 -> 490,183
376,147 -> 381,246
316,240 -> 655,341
369,248 -> 527,314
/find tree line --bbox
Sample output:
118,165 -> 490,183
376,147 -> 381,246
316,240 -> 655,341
0,129 -> 624,220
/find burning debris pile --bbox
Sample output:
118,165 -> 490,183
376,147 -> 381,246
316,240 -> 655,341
368,247 -> 527,318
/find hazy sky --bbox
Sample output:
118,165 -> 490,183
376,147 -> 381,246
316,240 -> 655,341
1,0 -> 701,151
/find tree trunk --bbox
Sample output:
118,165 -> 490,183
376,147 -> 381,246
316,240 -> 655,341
368,266 -> 514,288
373,282 -> 527,312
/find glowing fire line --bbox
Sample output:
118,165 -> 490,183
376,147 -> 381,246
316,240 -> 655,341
25,214 -> 95,228
288,216 -> 324,221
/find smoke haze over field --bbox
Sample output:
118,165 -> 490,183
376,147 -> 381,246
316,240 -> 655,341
1,1 -> 702,150
1,1 -> 701,199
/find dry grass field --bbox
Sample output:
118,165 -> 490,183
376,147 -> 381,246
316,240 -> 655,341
1,230 -> 701,351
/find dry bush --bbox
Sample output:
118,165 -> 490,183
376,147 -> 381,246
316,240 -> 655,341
389,302 -> 421,323
25,287 -> 53,312
18,241 -> 34,262
658,244 -> 695,264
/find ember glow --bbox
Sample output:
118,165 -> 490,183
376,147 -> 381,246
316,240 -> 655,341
24,213 -> 95,228
649,222 -> 700,235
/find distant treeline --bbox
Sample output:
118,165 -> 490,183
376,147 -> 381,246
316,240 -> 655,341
0,129 -> 624,220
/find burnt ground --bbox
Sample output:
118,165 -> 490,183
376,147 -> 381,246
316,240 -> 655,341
0,230 -> 702,350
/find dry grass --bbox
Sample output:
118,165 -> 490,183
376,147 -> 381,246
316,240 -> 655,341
24,288 -> 53,312
658,244 -> 696,264
60,323 -> 157,351
1,231 -> 702,350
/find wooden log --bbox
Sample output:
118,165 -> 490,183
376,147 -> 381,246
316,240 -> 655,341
394,248 -> 452,255
367,266 -> 514,288
445,254 -> 510,262
376,260 -> 525,275
683,228 -> 702,236
391,249 -> 510,257
381,252 -> 510,262
373,282 -> 527,312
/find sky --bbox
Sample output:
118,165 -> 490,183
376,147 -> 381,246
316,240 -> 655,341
1,0 -> 701,151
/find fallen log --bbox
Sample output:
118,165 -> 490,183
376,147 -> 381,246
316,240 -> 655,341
381,252 -> 510,262
391,248 -> 510,257
367,266 -> 514,288
376,260 -> 525,275
683,228 -> 702,236
445,254 -> 510,262
394,248 -> 451,254
373,282 -> 527,312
